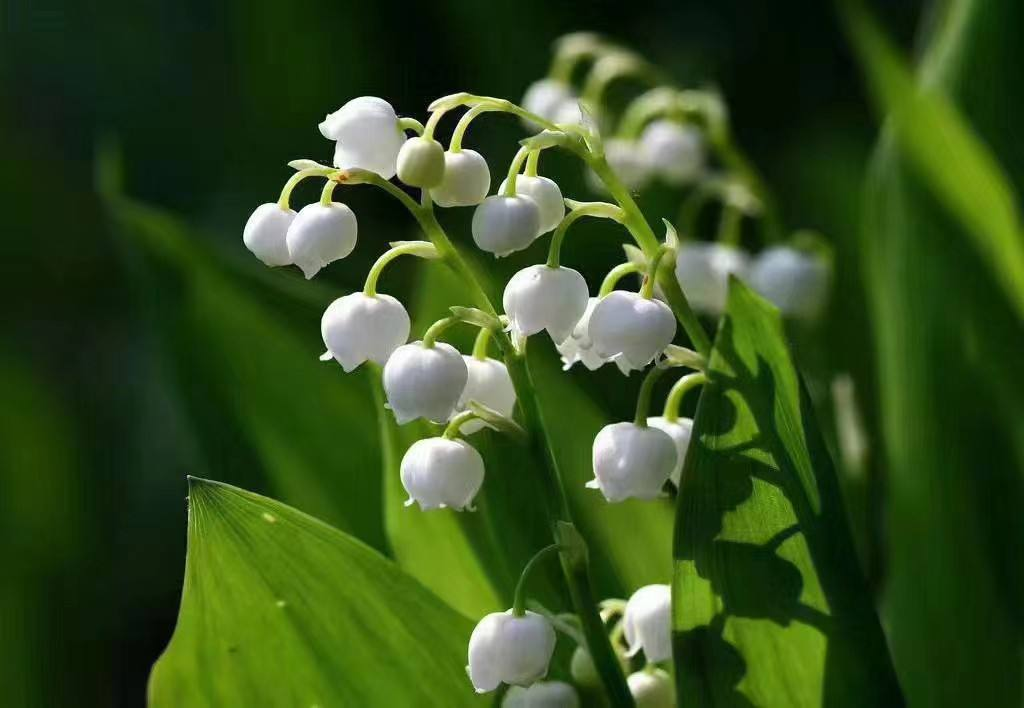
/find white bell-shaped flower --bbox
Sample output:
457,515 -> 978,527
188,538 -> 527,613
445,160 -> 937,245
285,202 -> 357,279
749,246 -> 830,320
383,341 -> 468,424
472,195 -> 542,257
467,610 -> 557,693
243,203 -> 296,267
503,265 -> 589,344
623,584 -> 672,662
674,242 -> 751,315
400,437 -> 484,511
503,680 -> 580,708
556,298 -> 631,374
521,79 -> 576,126
321,293 -> 409,372
646,416 -> 693,487
454,356 -> 517,434
588,422 -> 677,502
640,120 -> 705,185
628,668 -> 676,708
432,150 -> 491,207
588,291 -> 676,372
318,96 -> 406,179
397,136 -> 446,188
587,139 -> 649,193
498,175 -> 565,235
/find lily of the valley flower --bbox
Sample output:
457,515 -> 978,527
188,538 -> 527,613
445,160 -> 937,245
588,422 -> 677,501
400,437 -> 484,511
286,202 -> 357,279
503,680 -> 580,708
472,195 -> 542,257
588,291 -> 676,372
623,584 -> 672,662
628,668 -> 676,708
454,356 -> 517,434
383,341 -> 468,424
588,138 -> 649,193
503,265 -> 589,344
749,245 -> 830,320
320,293 -> 409,372
646,416 -> 693,487
521,78 -> 577,127
640,119 -> 704,186
674,242 -> 750,315
397,136 -> 446,188
319,96 -> 406,179
432,150 -> 491,207
243,203 -> 296,267
557,297 -> 631,374
498,175 -> 565,235
467,610 -> 557,693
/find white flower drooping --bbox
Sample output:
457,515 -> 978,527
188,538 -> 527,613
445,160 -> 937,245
503,680 -> 580,708
467,610 -> 557,693
285,202 -> 357,279
320,293 -> 410,372
640,120 -> 705,186
498,175 -> 565,235
588,291 -> 676,372
628,668 -> 676,708
521,78 -> 577,127
623,584 -> 672,663
454,356 -> 517,434
674,242 -> 750,315
749,245 -> 830,320
318,96 -> 406,179
400,437 -> 484,511
472,195 -> 542,257
587,138 -> 650,194
243,203 -> 296,267
503,265 -> 590,344
588,422 -> 677,501
432,150 -> 491,207
396,136 -> 446,188
646,416 -> 693,487
556,297 -> 631,374
383,341 -> 468,424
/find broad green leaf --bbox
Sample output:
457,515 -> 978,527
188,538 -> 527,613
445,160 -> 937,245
672,280 -> 902,706
841,0 -> 1024,320
149,477 -> 485,707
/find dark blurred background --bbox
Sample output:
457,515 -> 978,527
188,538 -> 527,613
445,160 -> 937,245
0,1 -> 933,705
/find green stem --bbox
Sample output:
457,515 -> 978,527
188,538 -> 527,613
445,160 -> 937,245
422,316 -> 458,348
599,262 -> 643,297
512,544 -> 562,616
422,107 -> 449,140
663,372 -> 707,423
442,410 -> 477,439
319,179 -> 337,207
450,104 -> 497,152
503,146 -> 532,196
362,241 -> 438,297
398,117 -> 425,135
277,167 -> 333,209
525,149 -> 541,176
547,202 -> 625,268
640,247 -> 669,299
472,327 -> 492,361
633,365 -> 667,426
717,203 -> 744,247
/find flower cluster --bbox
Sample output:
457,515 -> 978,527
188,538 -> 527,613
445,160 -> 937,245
242,31 -> 831,706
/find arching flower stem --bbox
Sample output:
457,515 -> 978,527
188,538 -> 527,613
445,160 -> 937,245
546,201 -> 625,268
277,166 -> 334,209
512,544 -> 563,616
633,365 -> 668,427
599,262 -> 643,297
663,372 -> 708,423
362,241 -> 439,297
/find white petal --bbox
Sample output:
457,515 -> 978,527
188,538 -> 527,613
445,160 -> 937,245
432,150 -> 491,207
243,203 -> 295,267
472,195 -> 541,256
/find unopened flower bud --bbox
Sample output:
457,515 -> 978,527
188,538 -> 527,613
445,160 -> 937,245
503,680 -> 580,708
628,668 -> 675,708
397,136 -> 446,188
749,246 -> 829,320
498,175 -> 565,235
455,356 -> 517,434
472,195 -> 542,257
243,203 -> 296,267
589,291 -> 676,372
588,423 -> 677,501
503,265 -> 589,344
640,120 -> 705,185
646,416 -> 693,487
400,437 -> 484,511
432,150 -> 491,207
319,96 -> 406,179
674,242 -> 751,315
623,584 -> 672,662
467,610 -> 556,693
321,293 -> 410,372
569,647 -> 600,689
383,341 -> 468,424
286,202 -> 357,279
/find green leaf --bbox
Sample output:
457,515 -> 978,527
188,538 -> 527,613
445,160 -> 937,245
149,477 -> 485,707
840,0 -> 1024,320
671,279 -> 902,706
